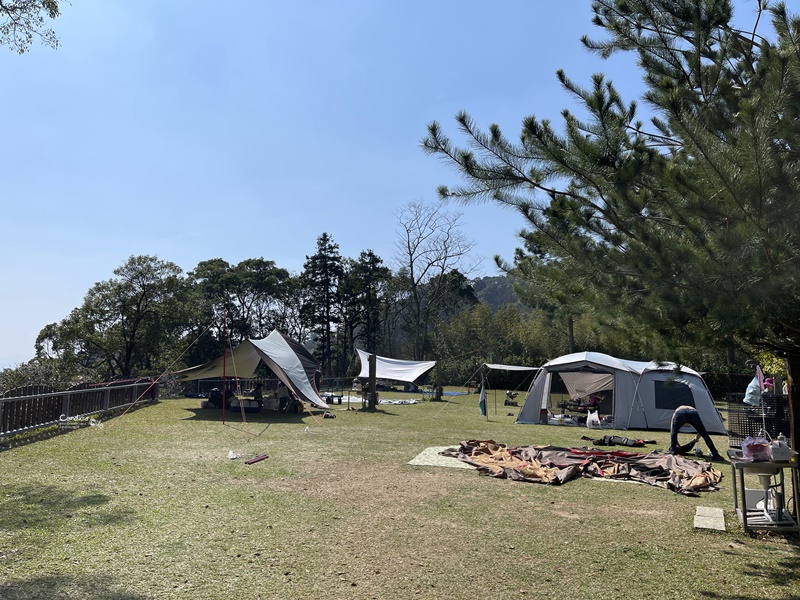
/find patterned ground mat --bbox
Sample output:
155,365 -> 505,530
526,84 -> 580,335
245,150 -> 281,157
408,446 -> 475,469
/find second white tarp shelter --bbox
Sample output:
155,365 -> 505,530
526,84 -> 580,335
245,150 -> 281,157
174,330 -> 329,409
355,349 -> 436,384
483,363 -> 540,373
516,351 -> 726,433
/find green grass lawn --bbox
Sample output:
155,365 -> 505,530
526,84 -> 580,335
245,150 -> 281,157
0,391 -> 798,599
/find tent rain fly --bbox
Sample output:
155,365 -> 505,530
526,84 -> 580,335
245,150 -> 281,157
174,330 -> 329,409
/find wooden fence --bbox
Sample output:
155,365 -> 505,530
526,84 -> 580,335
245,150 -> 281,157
0,378 -> 158,439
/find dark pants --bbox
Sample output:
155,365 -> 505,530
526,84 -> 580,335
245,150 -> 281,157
669,407 -> 720,457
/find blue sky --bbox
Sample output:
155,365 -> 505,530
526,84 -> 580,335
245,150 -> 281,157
0,1 -> 762,368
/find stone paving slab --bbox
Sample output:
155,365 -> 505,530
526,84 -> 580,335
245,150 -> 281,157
694,506 -> 725,531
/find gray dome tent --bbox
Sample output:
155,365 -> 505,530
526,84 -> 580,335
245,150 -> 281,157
516,351 -> 726,433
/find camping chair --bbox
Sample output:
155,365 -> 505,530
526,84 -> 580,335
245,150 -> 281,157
557,399 -> 581,414
558,395 -> 600,414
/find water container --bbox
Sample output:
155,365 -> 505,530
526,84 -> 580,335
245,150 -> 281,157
770,433 -> 792,462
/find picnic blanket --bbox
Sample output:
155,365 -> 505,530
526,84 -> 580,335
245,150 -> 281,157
440,439 -> 723,496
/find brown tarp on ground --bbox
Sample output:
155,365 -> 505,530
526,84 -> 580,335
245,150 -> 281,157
440,440 -> 723,496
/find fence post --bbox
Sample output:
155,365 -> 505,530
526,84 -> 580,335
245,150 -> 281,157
104,388 -> 111,412
62,391 -> 71,419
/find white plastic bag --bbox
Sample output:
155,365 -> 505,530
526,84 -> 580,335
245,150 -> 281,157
586,410 -> 602,429
741,436 -> 771,461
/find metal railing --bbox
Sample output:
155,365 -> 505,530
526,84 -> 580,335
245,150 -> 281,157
0,379 -> 158,439
725,392 -> 791,448
181,376 -> 356,397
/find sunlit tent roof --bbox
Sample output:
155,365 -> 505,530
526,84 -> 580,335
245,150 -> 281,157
483,363 -> 539,372
173,330 -> 329,409
172,341 -> 263,382
355,349 -> 436,384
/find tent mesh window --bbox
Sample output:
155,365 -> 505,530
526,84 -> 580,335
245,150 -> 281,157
653,380 -> 695,411
725,393 -> 790,449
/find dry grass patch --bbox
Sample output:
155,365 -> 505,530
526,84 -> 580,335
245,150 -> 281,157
0,394 -> 798,599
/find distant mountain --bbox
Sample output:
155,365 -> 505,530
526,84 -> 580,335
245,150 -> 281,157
471,275 -> 525,312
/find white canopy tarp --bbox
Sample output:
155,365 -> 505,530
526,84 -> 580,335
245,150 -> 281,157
484,363 -> 539,372
174,330 -> 329,409
356,349 -> 436,384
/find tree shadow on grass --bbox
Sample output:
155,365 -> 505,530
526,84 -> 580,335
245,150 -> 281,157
182,407 -> 310,423
0,483 -> 136,531
740,554 -> 800,587
0,574 -> 149,600
182,406 -> 400,423
699,541 -> 800,600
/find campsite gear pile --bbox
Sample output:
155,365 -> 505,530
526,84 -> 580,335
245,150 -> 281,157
580,435 -> 656,448
441,439 -> 723,496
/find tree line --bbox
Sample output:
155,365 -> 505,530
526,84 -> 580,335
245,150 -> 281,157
3,202 -> 604,390
3,202 -> 754,394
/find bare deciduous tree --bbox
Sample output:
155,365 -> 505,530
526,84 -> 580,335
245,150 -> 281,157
0,0 -> 61,54
394,202 -> 476,360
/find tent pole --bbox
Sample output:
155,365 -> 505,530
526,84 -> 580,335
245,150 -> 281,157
368,353 -> 377,409
221,315 -> 228,425
303,401 -> 324,427
627,373 -> 645,430
485,375 -> 489,420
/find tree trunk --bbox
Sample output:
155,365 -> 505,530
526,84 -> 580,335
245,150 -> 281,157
785,352 -> 800,451
567,316 -> 575,354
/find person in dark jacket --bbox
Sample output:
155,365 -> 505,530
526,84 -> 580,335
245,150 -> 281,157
669,405 -> 723,460
224,388 -> 236,409
208,388 -> 223,409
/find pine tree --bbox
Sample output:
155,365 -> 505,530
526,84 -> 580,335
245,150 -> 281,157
423,0 -> 800,445
301,233 -> 344,376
